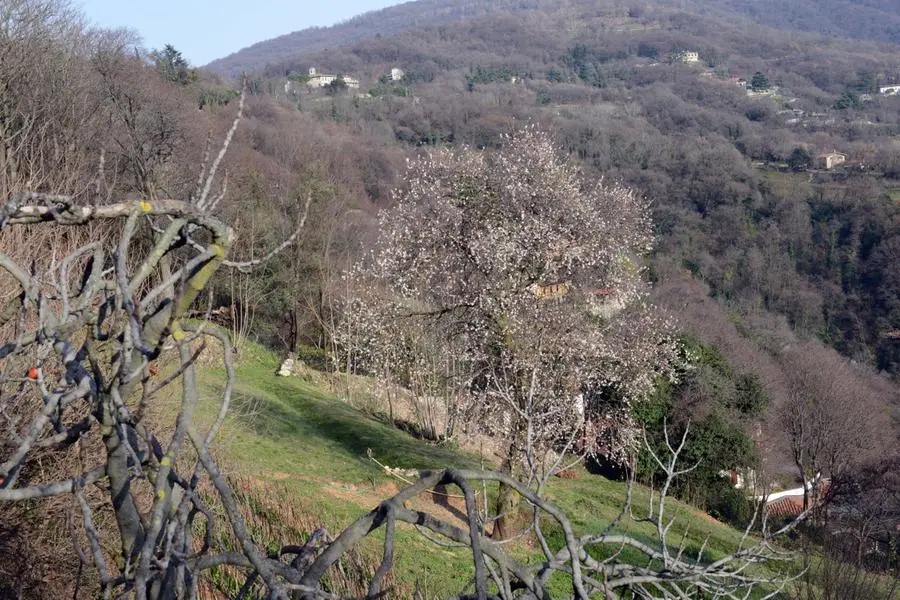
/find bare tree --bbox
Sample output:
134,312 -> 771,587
339,128 -> 680,537
0,84 -> 309,599
778,342 -> 888,510
0,0 -> 106,200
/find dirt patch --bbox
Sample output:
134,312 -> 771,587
256,469 -> 484,530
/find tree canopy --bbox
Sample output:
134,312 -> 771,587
151,43 -> 196,86
341,129 -> 680,475
750,71 -> 770,91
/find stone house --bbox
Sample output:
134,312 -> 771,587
306,67 -> 360,89
818,149 -> 847,170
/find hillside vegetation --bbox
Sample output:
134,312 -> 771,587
204,0 -> 900,468
202,0 -> 900,589
209,0 -> 900,76
194,343 -> 793,598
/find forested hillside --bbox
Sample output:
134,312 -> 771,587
218,1 -> 900,375
207,0 -> 543,76
680,0 -> 900,44
209,0 -> 900,76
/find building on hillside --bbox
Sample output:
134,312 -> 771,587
306,67 -> 360,89
879,84 -> 900,95
672,50 -> 700,64
529,281 -> 571,300
718,468 -> 760,490
587,287 -> 627,319
762,479 -> 830,519
818,149 -> 847,170
390,67 -> 405,81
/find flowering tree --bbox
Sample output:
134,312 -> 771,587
341,128 -> 679,536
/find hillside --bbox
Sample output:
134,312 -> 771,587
194,344 -> 795,598
207,0 -> 900,76
210,0 -> 900,385
206,0 -> 542,76
199,2 -> 900,584
682,0 -> 900,43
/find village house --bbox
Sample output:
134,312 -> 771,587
879,84 -> 900,95
306,67 -> 360,89
390,67 -> 405,81
818,150 -> 847,170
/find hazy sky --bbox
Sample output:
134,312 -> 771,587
78,0 -> 406,65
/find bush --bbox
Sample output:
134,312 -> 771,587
707,484 -> 755,526
296,344 -> 330,371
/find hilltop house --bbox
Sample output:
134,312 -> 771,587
879,84 -> 900,95
818,149 -> 847,170
306,67 -> 360,89
390,67 -> 405,81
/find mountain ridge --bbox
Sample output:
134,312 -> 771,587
207,0 -> 900,77
206,0 -> 544,76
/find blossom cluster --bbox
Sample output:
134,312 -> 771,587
338,128 -> 680,465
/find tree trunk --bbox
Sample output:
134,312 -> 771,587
289,304 -> 300,354
493,442 -> 521,540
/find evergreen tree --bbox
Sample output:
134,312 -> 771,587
750,71 -> 770,91
151,44 -> 195,86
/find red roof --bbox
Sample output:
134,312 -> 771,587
765,480 -> 830,518
766,495 -> 806,518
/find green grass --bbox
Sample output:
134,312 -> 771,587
194,341 -> 789,597
199,346 -> 475,483
761,169 -> 813,199
196,344 -> 487,595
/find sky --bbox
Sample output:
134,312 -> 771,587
78,0 -> 405,66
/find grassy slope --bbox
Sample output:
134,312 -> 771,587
196,342 -> 785,597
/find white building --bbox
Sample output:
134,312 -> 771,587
390,67 -> 405,81
672,50 -> 700,64
879,84 -> 900,95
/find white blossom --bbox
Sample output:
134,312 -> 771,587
337,128 -> 680,466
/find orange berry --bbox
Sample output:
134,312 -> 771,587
26,367 -> 38,380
